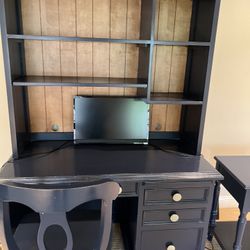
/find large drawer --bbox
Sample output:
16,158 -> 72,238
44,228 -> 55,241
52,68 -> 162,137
140,228 -> 203,250
144,185 -> 209,205
142,208 -> 205,226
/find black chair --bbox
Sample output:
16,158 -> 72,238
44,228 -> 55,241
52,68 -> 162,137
0,180 -> 121,250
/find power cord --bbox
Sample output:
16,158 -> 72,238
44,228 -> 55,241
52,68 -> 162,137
150,143 -> 196,158
6,141 -> 72,163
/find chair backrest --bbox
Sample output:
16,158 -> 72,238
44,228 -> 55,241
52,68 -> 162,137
0,179 -> 121,250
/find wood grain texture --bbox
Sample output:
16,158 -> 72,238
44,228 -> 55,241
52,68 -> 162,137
93,0 -> 110,95
22,0 -> 191,133
125,0 -> 141,96
43,41 -> 63,132
150,104 -> 167,131
41,0 -> 63,132
24,41 -> 47,132
173,0 -> 192,41
60,41 -> 77,131
76,0 -> 93,95
21,0 -> 47,132
109,0 -> 127,96
165,105 -> 181,131
59,0 -> 77,132
124,45 -> 139,96
150,0 -> 192,132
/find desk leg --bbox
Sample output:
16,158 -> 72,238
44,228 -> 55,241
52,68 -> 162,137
208,180 -> 221,241
233,211 -> 247,250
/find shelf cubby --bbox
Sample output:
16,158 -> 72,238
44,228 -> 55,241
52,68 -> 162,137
3,0 -> 153,41
149,93 -> 203,105
154,0 -> 217,43
150,45 -> 209,103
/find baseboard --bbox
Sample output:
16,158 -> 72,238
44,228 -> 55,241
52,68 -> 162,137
219,195 -> 238,208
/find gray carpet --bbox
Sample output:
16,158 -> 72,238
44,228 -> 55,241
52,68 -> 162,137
205,238 -> 222,250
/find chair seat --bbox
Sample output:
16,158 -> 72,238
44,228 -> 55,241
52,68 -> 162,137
14,214 -> 125,250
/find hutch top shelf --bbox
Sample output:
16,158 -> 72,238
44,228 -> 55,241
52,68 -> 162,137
0,0 -> 221,158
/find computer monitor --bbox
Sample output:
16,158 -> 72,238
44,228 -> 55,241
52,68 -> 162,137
73,96 -> 149,144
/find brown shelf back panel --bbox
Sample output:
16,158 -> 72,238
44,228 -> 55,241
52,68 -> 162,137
151,45 -> 188,94
154,0 -> 216,42
23,40 -> 150,133
150,104 -> 181,133
7,0 -> 150,40
154,0 -> 192,42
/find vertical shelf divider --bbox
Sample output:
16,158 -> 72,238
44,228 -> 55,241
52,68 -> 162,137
146,0 -> 157,101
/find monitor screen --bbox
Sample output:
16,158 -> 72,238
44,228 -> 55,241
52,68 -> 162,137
74,97 -> 149,144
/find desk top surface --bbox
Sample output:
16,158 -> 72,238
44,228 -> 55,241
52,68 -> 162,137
0,142 -> 222,183
215,156 -> 250,189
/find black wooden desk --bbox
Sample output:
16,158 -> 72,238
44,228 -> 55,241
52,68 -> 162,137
0,142 -> 222,250
213,156 -> 250,250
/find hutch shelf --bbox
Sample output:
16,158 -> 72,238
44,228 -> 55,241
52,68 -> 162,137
0,0 -> 220,158
0,0 -> 223,249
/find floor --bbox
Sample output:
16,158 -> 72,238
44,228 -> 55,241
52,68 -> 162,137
209,207 -> 250,250
205,239 -> 221,250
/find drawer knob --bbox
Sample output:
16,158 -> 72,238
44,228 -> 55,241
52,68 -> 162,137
172,192 -> 182,202
169,213 -> 179,223
166,244 -> 176,250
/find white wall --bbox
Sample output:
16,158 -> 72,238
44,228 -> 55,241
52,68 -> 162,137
0,32 -> 12,167
202,0 -> 250,207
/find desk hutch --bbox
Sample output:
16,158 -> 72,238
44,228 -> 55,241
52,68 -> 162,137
0,0 -> 222,249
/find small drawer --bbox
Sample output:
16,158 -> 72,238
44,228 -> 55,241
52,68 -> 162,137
144,187 -> 208,205
119,182 -> 137,196
140,228 -> 202,250
142,208 -> 205,226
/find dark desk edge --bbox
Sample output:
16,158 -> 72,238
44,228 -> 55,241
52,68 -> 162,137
215,156 -> 249,189
0,172 -> 223,185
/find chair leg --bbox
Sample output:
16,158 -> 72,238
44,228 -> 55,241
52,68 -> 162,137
37,212 -> 73,250
0,201 -> 19,250
96,200 -> 113,250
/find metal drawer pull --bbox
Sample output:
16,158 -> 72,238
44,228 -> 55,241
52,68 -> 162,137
166,244 -> 176,250
169,213 -> 179,223
172,192 -> 182,202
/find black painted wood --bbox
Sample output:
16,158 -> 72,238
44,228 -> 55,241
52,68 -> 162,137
149,92 -> 203,105
14,220 -> 112,250
142,208 -> 205,225
208,179 -> 221,241
140,228 -> 203,250
13,76 -> 148,88
7,34 -> 151,44
144,183 -> 209,204
0,142 -> 222,182
0,180 -> 120,250
215,156 -> 250,189
213,157 -> 250,250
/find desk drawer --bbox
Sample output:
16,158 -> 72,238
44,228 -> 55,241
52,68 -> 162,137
142,208 -> 205,226
144,186 -> 209,205
140,228 -> 202,250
